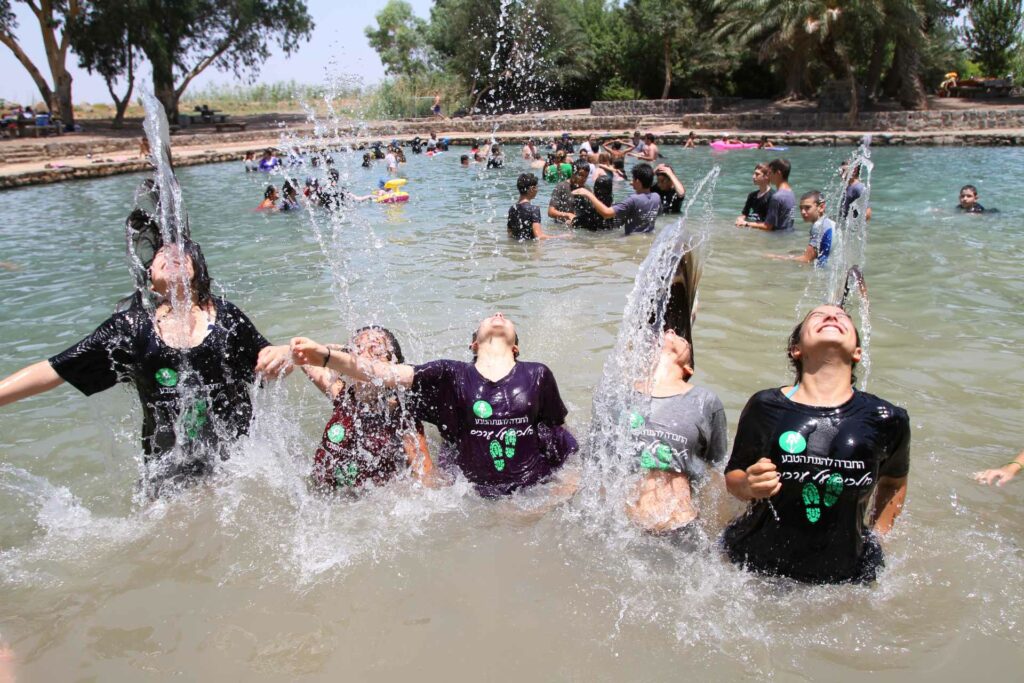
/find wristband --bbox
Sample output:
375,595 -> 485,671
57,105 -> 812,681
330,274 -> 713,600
322,347 -> 331,368
1006,461 -> 1024,471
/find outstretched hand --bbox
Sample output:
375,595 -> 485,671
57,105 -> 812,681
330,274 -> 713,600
289,337 -> 328,367
255,344 -> 293,379
973,464 -> 1021,487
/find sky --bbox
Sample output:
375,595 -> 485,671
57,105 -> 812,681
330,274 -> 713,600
0,0 -> 435,105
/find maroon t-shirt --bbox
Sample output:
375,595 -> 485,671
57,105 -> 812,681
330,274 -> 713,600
412,360 -> 578,496
312,389 -> 422,490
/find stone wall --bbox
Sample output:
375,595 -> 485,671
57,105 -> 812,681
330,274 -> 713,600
591,98 -> 746,116
589,100 -> 1024,131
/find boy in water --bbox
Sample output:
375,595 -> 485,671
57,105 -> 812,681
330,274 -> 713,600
289,314 -> 579,497
735,162 -> 774,228
509,173 -> 569,241
572,162 -> 661,235
651,164 -> 685,214
957,184 -> 986,213
548,160 -> 590,224
629,133 -> 659,162
738,158 -> 795,231
765,190 -> 834,266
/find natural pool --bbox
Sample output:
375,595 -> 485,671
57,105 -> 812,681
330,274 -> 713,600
0,144 -> 1022,680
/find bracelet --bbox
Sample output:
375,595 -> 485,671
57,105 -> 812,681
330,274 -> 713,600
1006,461 -> 1024,471
322,347 -> 331,368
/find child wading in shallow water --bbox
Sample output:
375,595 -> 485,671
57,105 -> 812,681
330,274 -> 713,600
300,326 -> 434,491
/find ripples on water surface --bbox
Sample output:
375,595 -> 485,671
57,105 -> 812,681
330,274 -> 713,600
1,146 -> 1022,680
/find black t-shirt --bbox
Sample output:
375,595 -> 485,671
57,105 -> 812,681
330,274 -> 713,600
722,388 -> 910,584
742,189 -> 774,223
651,184 -> 684,214
958,203 -> 986,213
507,202 -> 541,240
49,298 -> 271,461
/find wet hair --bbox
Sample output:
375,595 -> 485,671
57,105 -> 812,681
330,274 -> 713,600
631,163 -> 654,189
754,162 -> 771,176
572,158 -> 590,176
613,158 -> 625,172
517,172 -> 538,195
644,133 -> 655,143
787,308 -> 861,385
598,151 -> 612,165
350,325 -> 404,363
800,190 -> 824,205
470,326 -> 520,361
460,154 -> 470,163
768,158 -> 791,181
960,184 -> 978,196
282,179 -> 298,199
264,185 -> 277,200
841,161 -> 861,179
654,164 -> 673,179
593,174 -> 613,205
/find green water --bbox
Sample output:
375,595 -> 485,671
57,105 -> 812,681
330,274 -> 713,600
0,145 -> 1022,680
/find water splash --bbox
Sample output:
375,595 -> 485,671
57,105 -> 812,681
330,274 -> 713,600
579,167 -> 720,529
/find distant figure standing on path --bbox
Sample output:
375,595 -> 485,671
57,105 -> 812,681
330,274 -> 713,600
432,94 -> 443,118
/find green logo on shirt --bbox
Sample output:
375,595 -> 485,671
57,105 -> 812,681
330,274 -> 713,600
778,430 -> 807,454
802,473 -> 844,523
334,462 -> 359,487
488,430 -> 517,472
628,411 -> 645,429
327,424 -> 346,444
182,399 -> 208,440
155,367 -> 179,387
473,400 -> 493,419
640,442 -> 673,470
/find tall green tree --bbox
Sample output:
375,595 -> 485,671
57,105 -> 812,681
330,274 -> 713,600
0,0 -> 81,126
120,0 -> 314,119
963,0 -> 1023,76
69,0 -> 137,128
365,0 -> 430,79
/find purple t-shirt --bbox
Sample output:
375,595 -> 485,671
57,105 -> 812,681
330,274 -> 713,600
412,359 -> 578,496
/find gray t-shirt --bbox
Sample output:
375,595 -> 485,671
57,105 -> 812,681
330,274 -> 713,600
626,385 -> 728,484
764,188 -> 796,231
549,180 -> 573,220
612,191 -> 661,235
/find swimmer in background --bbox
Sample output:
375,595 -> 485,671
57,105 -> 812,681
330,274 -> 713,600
257,185 -> 279,211
279,180 -> 301,211
602,138 -> 636,163
522,138 -> 539,160
683,131 -> 697,149
548,160 -> 590,225
257,148 -> 279,172
764,190 -> 833,266
957,184 -> 987,213
543,150 -> 573,183
757,135 -> 776,149
840,161 -> 872,221
300,326 -> 435,491
460,154 -> 470,168
486,144 -> 505,169
625,330 -> 727,534
974,449 -> 1024,487
361,153 -> 373,168
289,313 -> 580,498
509,173 -> 572,241
722,305 -> 910,584
629,133 -> 660,162
735,162 -> 774,228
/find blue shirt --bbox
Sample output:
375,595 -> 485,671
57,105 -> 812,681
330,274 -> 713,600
808,217 -> 834,266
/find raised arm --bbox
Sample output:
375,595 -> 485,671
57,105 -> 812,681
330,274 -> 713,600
0,361 -> 65,407
571,188 -> 616,219
290,337 -> 415,388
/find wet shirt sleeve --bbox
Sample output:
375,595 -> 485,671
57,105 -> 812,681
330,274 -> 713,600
705,397 -> 729,467
877,406 -> 911,479
536,364 -> 569,426
742,191 -> 755,217
411,359 -> 458,427
725,391 -> 774,473
48,312 -> 137,396
218,301 -> 271,377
